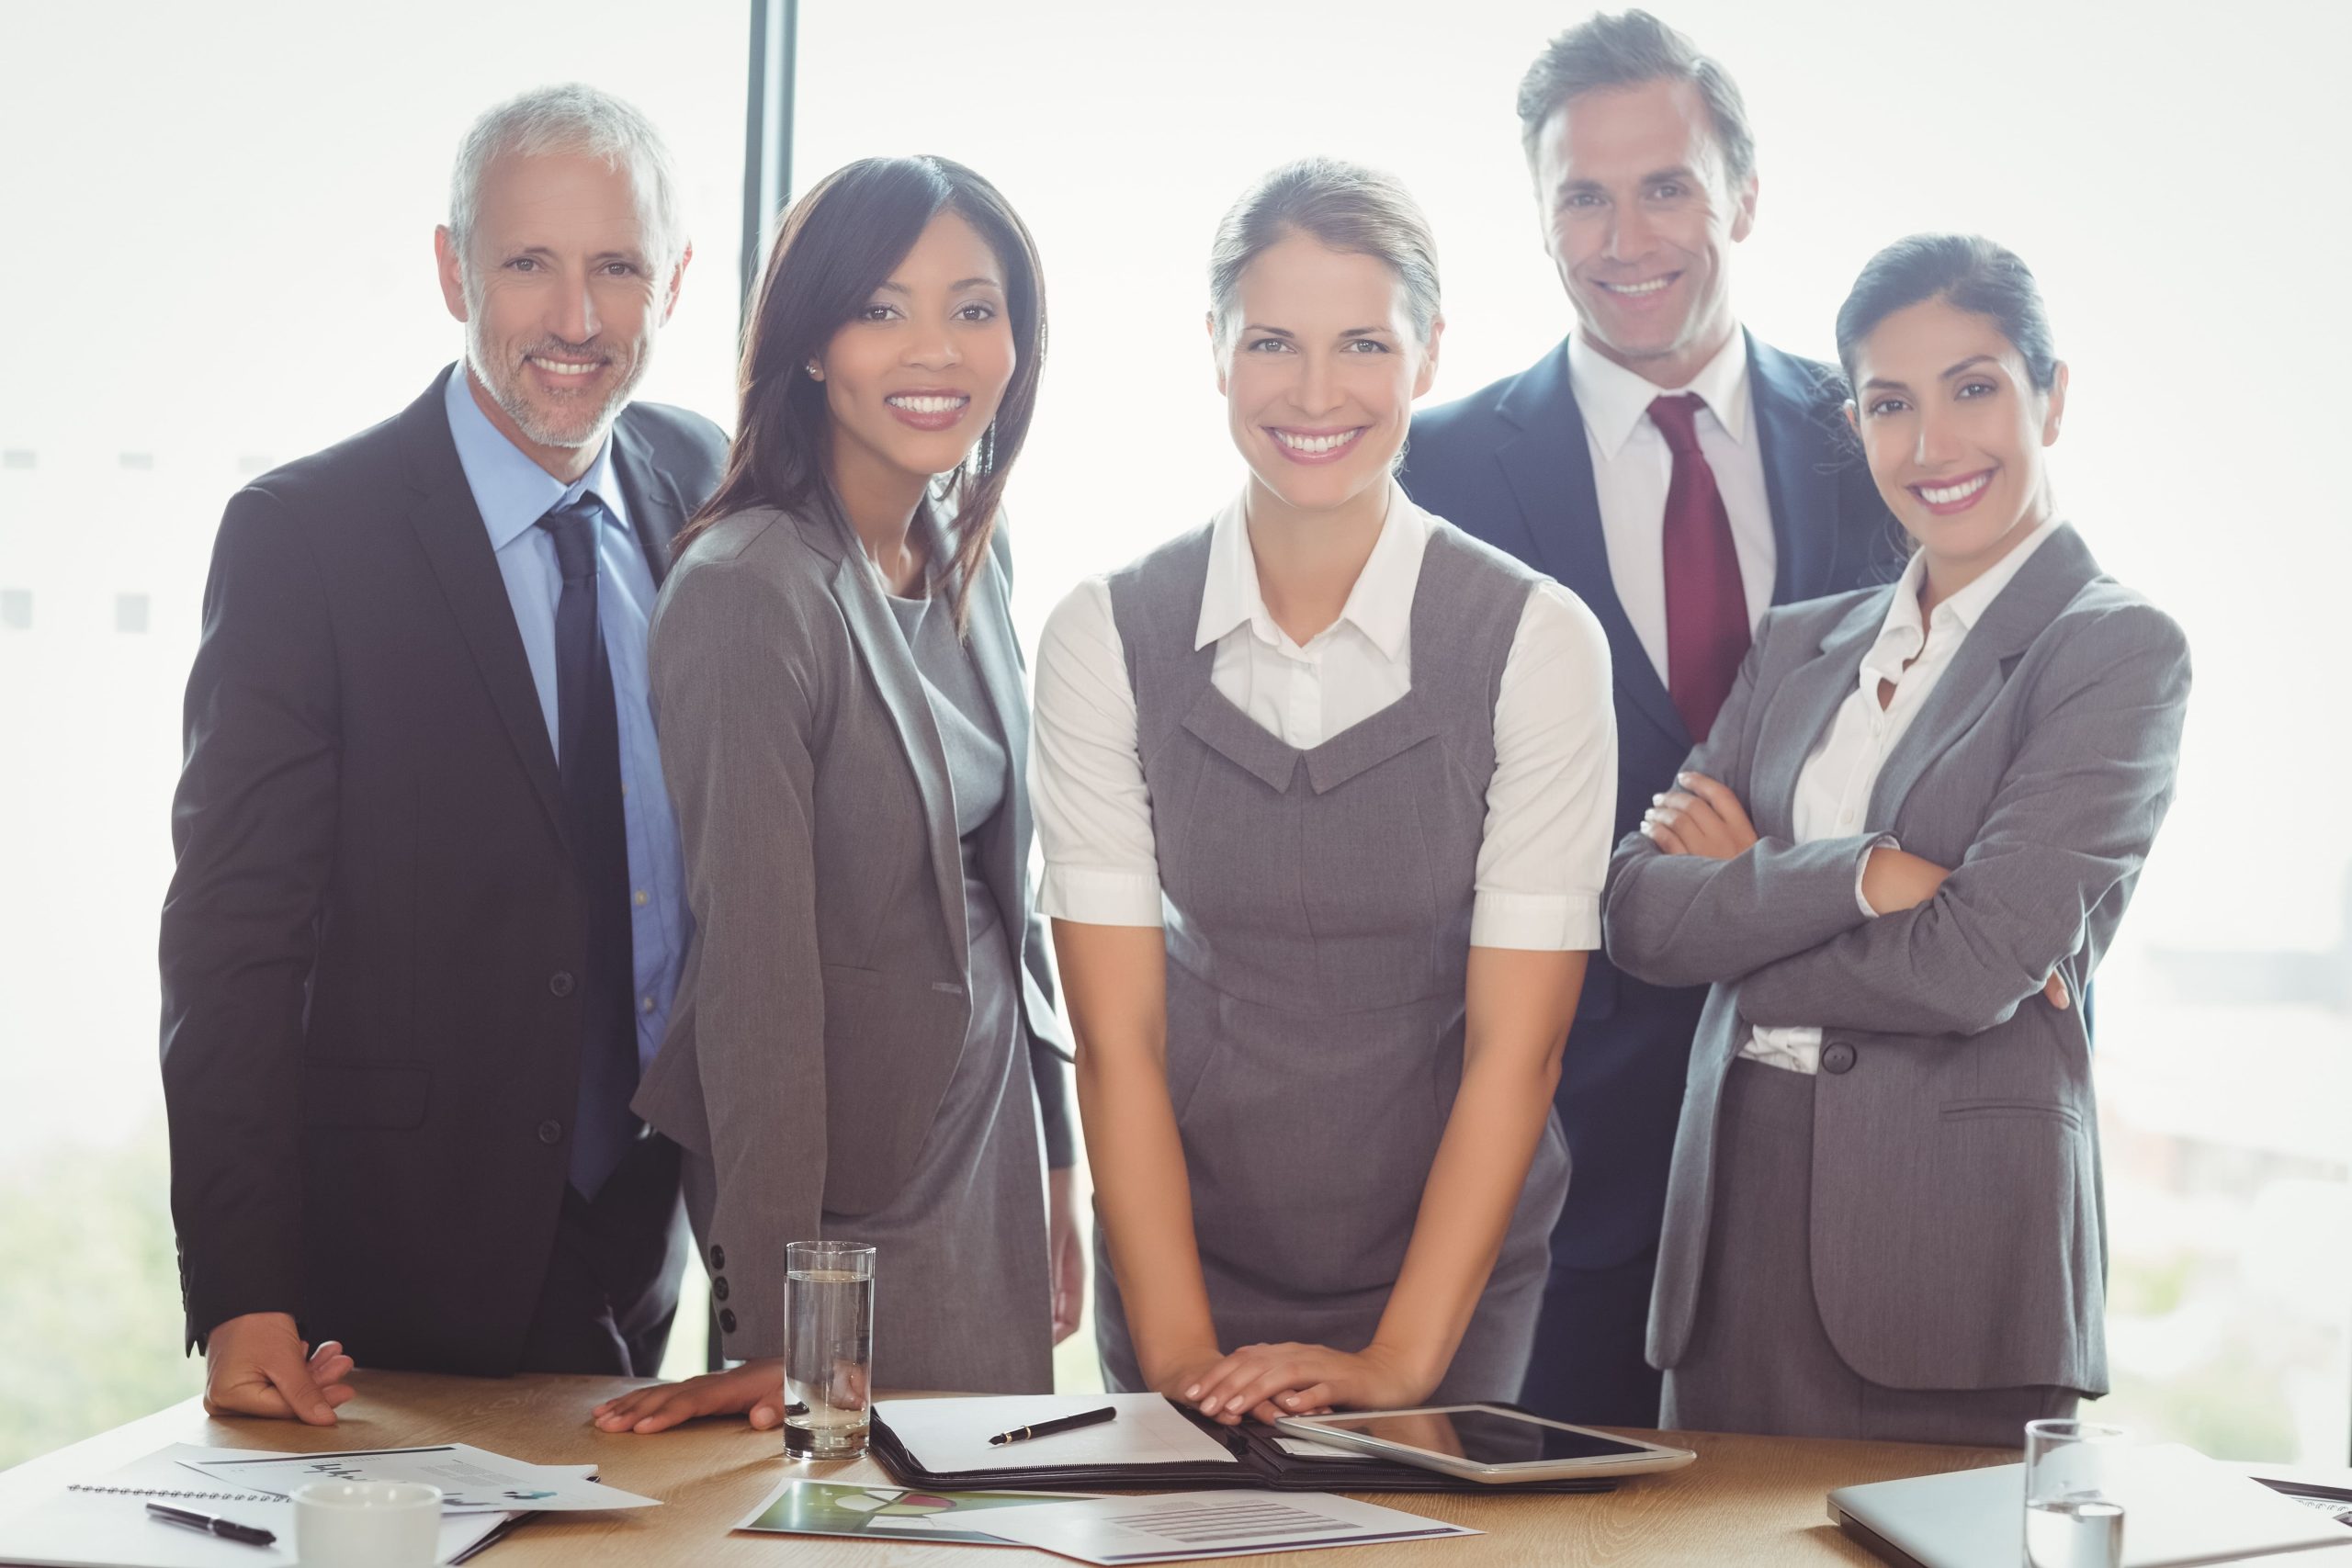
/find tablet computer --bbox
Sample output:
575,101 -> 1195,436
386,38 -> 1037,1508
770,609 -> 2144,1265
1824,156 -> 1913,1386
1273,1404 -> 1696,1484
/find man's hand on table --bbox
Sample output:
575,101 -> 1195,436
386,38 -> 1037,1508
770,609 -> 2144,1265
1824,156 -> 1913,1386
202,1312 -> 354,1424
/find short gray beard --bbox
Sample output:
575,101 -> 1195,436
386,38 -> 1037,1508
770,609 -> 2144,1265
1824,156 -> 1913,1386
461,275 -> 651,450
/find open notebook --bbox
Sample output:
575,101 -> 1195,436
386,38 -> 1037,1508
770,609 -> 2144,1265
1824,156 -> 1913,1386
869,1393 -> 1615,1495
0,1445 -> 533,1568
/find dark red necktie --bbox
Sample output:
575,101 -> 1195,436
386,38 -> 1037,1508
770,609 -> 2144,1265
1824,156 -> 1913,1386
1650,392 -> 1749,740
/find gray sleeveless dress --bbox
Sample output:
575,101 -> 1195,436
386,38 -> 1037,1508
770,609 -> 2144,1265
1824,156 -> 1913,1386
807,569 -> 1049,1394
1094,518 -> 1573,1401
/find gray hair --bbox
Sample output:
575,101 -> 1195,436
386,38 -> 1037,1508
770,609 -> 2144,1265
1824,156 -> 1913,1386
1516,10 -> 1756,188
447,83 -> 684,272
1208,157 -> 1441,350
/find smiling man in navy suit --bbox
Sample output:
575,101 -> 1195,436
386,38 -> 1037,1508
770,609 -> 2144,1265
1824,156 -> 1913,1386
1398,10 -> 1896,1427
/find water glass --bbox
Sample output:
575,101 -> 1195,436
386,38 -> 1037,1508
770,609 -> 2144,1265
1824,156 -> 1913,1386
2023,1418 -> 2128,1568
784,1239 -> 876,1459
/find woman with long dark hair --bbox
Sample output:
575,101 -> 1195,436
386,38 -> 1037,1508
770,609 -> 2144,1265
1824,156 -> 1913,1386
588,155 -> 1080,1431
1608,235 -> 2189,1442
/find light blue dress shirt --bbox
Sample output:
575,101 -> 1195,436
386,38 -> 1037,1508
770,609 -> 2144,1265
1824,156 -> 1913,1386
443,367 -> 689,1073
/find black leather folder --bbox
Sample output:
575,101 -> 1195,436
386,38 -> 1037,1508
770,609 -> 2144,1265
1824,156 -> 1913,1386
869,1401 -> 1616,1495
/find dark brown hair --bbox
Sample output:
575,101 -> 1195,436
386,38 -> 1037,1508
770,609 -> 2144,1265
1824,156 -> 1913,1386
1836,233 -> 2060,393
676,155 -> 1046,628
1516,10 -> 1756,187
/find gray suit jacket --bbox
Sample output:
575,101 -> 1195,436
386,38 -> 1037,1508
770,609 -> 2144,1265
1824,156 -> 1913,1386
633,497 -> 1074,1355
1604,525 -> 2189,1396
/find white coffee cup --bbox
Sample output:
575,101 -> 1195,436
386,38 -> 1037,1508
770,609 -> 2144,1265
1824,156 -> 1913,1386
292,1481 -> 441,1567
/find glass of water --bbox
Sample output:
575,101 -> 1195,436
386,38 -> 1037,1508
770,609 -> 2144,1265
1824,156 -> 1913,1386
783,1240 -> 876,1460
2024,1418 -> 2129,1568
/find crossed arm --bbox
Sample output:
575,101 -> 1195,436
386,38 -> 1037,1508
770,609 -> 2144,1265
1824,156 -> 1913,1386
1613,606 -> 2189,1032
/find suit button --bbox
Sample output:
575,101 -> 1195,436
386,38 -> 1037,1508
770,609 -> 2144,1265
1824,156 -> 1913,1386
1822,1042 -> 1858,1075
537,1119 -> 563,1144
712,1276 -> 729,1302
710,1245 -> 726,1270
548,971 -> 575,998
718,1308 -> 738,1335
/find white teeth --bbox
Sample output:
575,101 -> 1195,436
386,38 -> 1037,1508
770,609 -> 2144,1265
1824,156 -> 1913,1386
1917,472 -> 1992,505
1275,429 -> 1362,455
888,395 -> 966,414
531,357 -> 601,377
1602,277 -> 1672,295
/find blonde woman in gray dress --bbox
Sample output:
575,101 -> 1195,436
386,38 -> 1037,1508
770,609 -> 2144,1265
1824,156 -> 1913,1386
1034,160 -> 1617,1426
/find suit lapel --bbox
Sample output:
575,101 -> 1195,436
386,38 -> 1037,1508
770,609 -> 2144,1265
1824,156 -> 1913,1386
820,500 -> 969,964
396,371 -> 568,846
1868,525 -> 2102,829
1748,333 -> 1847,606
1492,343 -> 1690,756
1750,594 -> 1884,840
960,525 -> 1034,941
606,415 -> 684,586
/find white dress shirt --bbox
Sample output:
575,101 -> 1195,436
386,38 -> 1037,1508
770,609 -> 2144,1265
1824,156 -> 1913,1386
1568,330 -> 1777,686
1031,483 -> 1617,952
1742,518 -> 2061,1072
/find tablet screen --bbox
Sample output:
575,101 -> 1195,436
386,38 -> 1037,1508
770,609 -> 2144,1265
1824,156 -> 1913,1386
1312,1409 -> 1654,1467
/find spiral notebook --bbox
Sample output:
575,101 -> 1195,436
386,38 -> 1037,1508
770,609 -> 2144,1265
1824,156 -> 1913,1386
0,1445 -> 525,1568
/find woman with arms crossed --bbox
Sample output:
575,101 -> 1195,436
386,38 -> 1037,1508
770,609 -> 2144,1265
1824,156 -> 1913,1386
592,156 -> 1081,1432
1611,235 -> 2189,1443
1033,159 -> 1616,1424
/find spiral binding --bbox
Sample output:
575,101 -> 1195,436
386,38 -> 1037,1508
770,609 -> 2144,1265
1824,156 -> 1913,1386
68,1483 -> 284,1504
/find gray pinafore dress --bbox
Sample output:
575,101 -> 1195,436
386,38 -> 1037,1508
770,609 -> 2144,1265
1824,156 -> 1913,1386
1093,518 -> 1573,1401
823,570 -> 1050,1393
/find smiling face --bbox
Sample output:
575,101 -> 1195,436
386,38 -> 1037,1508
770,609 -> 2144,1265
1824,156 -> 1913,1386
1532,77 -> 1755,388
435,148 -> 686,472
816,209 -> 1015,500
1216,234 -> 1439,516
1848,295 -> 2067,570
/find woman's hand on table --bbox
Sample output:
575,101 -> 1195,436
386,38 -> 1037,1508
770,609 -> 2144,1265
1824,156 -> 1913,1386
1179,1341 -> 1430,1427
591,1357 -> 789,1434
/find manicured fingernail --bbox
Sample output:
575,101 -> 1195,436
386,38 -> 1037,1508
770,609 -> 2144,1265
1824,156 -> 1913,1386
1182,1384 -> 1200,1399
1652,794 -> 1666,805
1638,823 -> 1655,838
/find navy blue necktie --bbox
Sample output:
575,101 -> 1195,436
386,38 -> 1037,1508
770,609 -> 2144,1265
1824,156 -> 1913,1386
537,495 -> 639,1200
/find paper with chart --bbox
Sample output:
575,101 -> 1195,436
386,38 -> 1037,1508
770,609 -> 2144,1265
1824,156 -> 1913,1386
957,1489 -> 1476,1563
0,1445 -> 522,1568
190,1443 -> 658,1513
732,1479 -> 1101,1545
874,1393 -> 1239,1476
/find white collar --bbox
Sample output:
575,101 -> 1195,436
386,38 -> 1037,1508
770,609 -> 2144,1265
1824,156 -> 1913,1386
1566,327 -> 1752,459
1864,516 -> 2062,679
1196,479 -> 1430,661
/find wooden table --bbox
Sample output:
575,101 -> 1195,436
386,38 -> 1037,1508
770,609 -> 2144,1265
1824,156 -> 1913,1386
0,1371 -> 2020,1566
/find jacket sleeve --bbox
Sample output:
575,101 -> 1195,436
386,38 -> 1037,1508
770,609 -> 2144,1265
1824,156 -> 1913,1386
1735,604 -> 2191,1037
1602,614 -> 1886,989
650,558 -> 826,1359
1023,914 -> 1078,1168
159,486 -> 340,1351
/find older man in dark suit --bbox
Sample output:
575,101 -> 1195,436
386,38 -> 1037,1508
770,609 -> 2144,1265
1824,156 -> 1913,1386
160,84 -> 728,1421
1399,11 -> 1897,1427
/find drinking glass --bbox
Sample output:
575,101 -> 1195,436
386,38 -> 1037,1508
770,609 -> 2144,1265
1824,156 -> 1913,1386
2023,1418 -> 2128,1568
783,1240 -> 876,1459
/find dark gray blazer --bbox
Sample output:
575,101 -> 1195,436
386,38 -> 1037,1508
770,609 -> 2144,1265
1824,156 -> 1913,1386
1604,525 -> 2189,1397
633,498 -> 1074,1354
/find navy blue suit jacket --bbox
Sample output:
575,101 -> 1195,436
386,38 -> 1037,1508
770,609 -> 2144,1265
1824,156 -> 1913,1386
1398,332 -> 1899,1269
